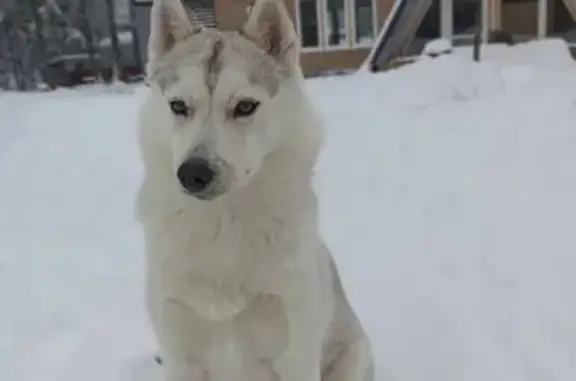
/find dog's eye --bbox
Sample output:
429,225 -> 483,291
169,99 -> 189,117
232,99 -> 260,119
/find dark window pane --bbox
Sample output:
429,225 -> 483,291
300,0 -> 320,47
325,0 -> 349,47
453,0 -> 479,35
355,0 -> 374,44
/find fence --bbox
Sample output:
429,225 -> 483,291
0,0 -> 144,91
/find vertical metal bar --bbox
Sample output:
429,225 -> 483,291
482,0 -> 489,42
440,0 -> 453,39
537,0 -> 548,38
473,0 -> 482,61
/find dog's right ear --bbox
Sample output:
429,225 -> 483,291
240,0 -> 299,71
147,0 -> 202,77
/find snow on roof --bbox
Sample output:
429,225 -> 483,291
66,27 -> 85,42
99,31 -> 133,48
45,53 -> 102,65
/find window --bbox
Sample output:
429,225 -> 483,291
452,0 -> 480,46
297,0 -> 376,50
453,0 -> 478,35
299,0 -> 321,48
354,0 -> 375,45
324,0 -> 349,48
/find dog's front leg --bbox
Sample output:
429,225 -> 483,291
163,357 -> 207,381
273,292 -> 325,381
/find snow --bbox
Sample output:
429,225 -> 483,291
2,42 -> 576,381
448,38 -> 576,68
100,31 -> 134,48
422,38 -> 453,56
46,53 -> 103,65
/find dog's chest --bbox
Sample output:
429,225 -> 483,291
150,206 -> 313,294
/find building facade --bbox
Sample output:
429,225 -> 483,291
131,0 -> 576,77
132,0 -> 397,76
266,0 -> 395,76
420,0 -> 576,54
434,0 -> 576,44
365,0 -> 576,72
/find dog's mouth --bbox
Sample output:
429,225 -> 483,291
192,192 -> 216,201
180,186 -> 224,201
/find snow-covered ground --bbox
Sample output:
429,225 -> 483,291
2,41 -> 576,381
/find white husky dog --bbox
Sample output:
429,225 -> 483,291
136,0 -> 374,380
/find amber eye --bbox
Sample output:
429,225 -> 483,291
169,99 -> 189,117
232,99 -> 260,119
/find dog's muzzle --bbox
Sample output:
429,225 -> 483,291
177,157 -> 216,198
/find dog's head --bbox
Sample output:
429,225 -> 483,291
146,0 -> 301,201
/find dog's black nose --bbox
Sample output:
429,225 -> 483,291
177,158 -> 215,194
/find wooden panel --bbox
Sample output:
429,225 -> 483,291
215,0 -> 298,30
489,0 -> 502,30
214,0 -> 250,30
377,0 -> 397,27
502,1 -> 538,36
300,48 -> 371,76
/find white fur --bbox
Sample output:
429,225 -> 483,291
136,1 -> 374,381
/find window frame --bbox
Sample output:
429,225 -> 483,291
295,0 -> 378,52
440,0 -> 490,43
350,0 -> 378,48
297,0 -> 325,52
322,0 -> 352,51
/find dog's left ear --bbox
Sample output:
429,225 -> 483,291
240,0 -> 299,70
